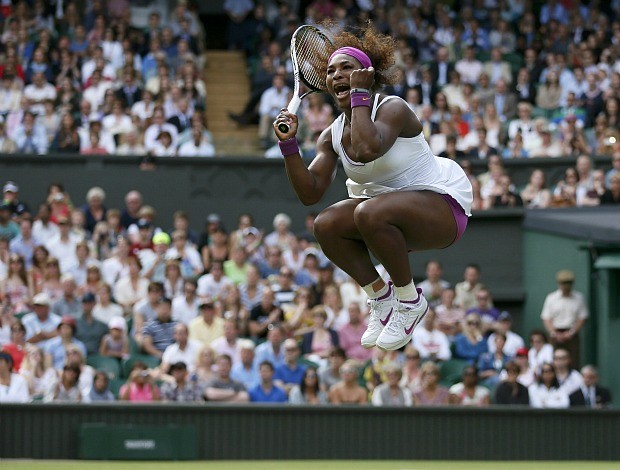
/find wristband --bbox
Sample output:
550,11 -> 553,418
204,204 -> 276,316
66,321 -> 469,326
350,90 -> 371,108
278,137 -> 300,157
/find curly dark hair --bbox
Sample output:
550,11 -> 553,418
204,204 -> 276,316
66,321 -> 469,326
322,21 -> 399,92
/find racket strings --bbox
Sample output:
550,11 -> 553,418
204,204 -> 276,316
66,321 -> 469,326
294,32 -> 331,92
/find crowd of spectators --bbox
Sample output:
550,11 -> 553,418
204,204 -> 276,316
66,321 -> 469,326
226,0 -> 620,207
0,0 -> 215,158
0,179 -> 612,408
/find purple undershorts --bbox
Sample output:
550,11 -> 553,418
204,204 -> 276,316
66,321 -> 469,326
441,193 -> 468,245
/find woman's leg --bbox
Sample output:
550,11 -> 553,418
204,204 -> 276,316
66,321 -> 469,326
313,198 -> 381,287
353,190 -> 457,287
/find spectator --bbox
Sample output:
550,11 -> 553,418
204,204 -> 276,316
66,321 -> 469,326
601,174 -> 620,205
466,288 -> 501,333
166,230 -> 203,279
21,292 -> 61,349
197,260 -> 232,301
19,345 -> 57,400
487,311 -> 525,357
528,363 -> 569,409
417,260 -> 450,308
454,264 -> 487,311
74,292 -> 107,357
99,316 -> 129,360
289,366 -> 327,404
528,329 -> 554,377
161,362 -> 204,402
477,332 -> 511,389
371,363 -> 412,407
494,360 -> 530,405
92,284 -> 124,326
114,255 -> 149,317
249,360 -> 288,403
193,344 -> 216,384
160,323 -> 202,374
449,365 -> 490,406
89,370 -> 115,402
188,300 -> 225,347
119,361 -> 161,402
274,338 -> 306,394
171,279 -> 200,326
483,48 -> 512,86
231,339 -> 259,390
177,125 -> 215,157
1,320 -> 27,371
51,274 -> 82,319
336,301 -> 372,362
0,350 -> 30,403
520,169 -> 552,208
45,315 -> 87,370
249,287 -> 284,341
434,287 -> 465,340
1,253 -> 31,315
45,363 -> 81,403
455,45 -> 483,85
541,269 -> 588,367
553,347 -> 585,397
453,313 -> 488,364
569,365 -> 612,409
301,306 -> 339,362
204,354 -> 249,403
13,111 -> 48,155
141,298 -> 177,359
328,360 -> 367,405
257,73 -> 290,150
411,360 -> 449,406
412,308 -> 452,362
552,167 -> 578,207
254,323 -> 286,369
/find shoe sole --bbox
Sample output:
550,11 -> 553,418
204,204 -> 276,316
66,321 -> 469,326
375,306 -> 429,351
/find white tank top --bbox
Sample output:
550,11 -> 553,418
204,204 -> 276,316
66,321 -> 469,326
331,95 -> 473,216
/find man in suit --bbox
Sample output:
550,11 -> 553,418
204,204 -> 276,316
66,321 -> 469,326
569,365 -> 612,408
115,69 -> 142,110
482,78 -> 518,122
414,66 -> 439,107
429,47 -> 454,88
483,47 -> 512,85
383,66 -> 409,99
167,98 -> 193,134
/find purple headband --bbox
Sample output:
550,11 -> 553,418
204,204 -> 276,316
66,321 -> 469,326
329,47 -> 372,69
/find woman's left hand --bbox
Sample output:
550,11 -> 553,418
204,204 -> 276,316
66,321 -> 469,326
350,66 -> 375,89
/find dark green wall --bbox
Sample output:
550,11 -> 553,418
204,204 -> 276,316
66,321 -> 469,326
2,404 -> 619,461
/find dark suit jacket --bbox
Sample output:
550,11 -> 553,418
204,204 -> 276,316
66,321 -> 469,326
301,329 -> 339,356
413,83 -> 440,106
115,86 -> 142,109
513,82 -> 537,105
482,92 -> 518,121
167,114 -> 191,133
569,386 -> 612,408
429,61 -> 454,87
383,83 -> 411,99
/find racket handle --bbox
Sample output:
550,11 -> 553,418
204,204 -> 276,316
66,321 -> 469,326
278,95 -> 301,134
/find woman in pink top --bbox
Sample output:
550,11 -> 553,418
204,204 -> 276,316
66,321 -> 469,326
119,361 -> 160,402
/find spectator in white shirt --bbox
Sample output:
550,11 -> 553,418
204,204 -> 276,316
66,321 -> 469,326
177,126 -> 215,157
23,72 -> 56,116
144,106 -> 178,152
197,261 -> 232,300
487,311 -> 525,357
172,280 -> 200,326
160,323 -> 202,374
411,308 -> 452,362
82,69 -> 113,112
45,215 -> 81,272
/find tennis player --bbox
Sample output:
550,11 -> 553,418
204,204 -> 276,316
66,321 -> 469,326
273,25 -> 472,351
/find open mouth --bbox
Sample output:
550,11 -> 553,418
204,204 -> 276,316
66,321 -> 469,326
333,84 -> 350,99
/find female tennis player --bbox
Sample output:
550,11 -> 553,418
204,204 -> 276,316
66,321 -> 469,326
273,25 -> 472,351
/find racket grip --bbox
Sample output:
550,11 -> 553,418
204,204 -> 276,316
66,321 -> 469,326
278,95 -> 301,134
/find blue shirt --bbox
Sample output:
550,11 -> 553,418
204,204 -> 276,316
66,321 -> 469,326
249,383 -> 288,403
21,311 -> 62,349
274,363 -> 306,387
230,363 -> 260,390
45,336 -> 87,369
142,319 -> 177,353
254,342 -> 285,369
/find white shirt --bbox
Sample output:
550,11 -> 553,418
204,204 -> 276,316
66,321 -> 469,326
161,339 -> 202,372
92,303 -> 124,324
258,86 -> 290,118
101,257 -> 129,287
0,373 -> 30,403
210,336 -> 242,365
177,140 -> 215,157
144,123 -> 178,151
541,289 -> 589,329
82,81 -> 113,111
165,246 -> 203,275
528,383 -> 569,408
172,295 -> 200,326
24,83 -> 57,115
487,331 -> 525,357
196,273 -> 232,300
102,114 -> 134,136
557,369 -> 584,396
411,327 -> 452,361
528,343 -> 554,374
131,100 -> 155,122
45,234 -> 82,272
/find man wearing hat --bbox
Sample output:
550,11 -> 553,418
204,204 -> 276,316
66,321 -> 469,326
44,315 -> 87,370
75,292 -> 108,356
0,351 -> 30,403
21,293 -> 61,349
541,269 -> 589,366
2,181 -> 30,218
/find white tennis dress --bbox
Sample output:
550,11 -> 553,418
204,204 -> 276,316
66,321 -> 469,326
330,95 -> 473,216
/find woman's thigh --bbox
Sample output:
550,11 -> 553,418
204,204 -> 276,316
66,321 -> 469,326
314,198 -> 366,240
355,190 -> 458,250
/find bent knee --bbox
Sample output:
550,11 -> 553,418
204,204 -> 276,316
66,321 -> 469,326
353,200 -> 383,232
313,210 -> 339,241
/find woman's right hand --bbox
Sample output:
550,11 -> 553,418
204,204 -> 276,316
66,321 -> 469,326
273,108 -> 298,141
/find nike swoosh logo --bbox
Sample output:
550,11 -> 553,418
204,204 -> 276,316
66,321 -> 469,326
362,97 -> 370,101
404,306 -> 429,335
380,309 -> 392,326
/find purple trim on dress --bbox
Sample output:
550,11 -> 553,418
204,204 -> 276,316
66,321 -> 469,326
441,193 -> 468,244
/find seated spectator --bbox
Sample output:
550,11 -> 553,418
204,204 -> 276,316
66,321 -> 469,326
486,174 -> 523,209
317,346 -> 346,393
417,260 -> 450,308
466,288 -> 501,333
580,169 -> 608,207
477,332 -> 512,389
498,347 -> 536,388
328,360 -> 367,405
0,120 -> 17,154
254,323 -> 286,369
45,315 -> 87,370
569,365 -> 612,409
0,351 -> 30,403
99,316 -> 129,360
249,287 -> 284,342
1,320 -> 27,372
453,313 -> 488,363
520,169 -> 552,208
487,311 -> 525,357
412,308 -> 452,362
150,130 -> 177,157
274,338 -> 306,394
119,361 -> 160,402
161,361 -> 204,402
115,130 -> 146,156
1,254 -> 31,316
204,354 -> 249,402
210,319 -> 242,365
552,167 -> 578,207
289,366 -> 327,404
528,363 -> 569,409
93,284 -> 124,325
494,360 -> 530,405
371,362 -> 412,407
449,365 -> 490,406
13,110 -> 48,154
114,255 -> 149,316
51,274 -> 82,319
600,174 -> 620,205
301,306 -> 339,363
454,264 -> 487,312
434,287 -> 465,340
529,125 -> 563,158
160,323 -> 201,374
249,360 -> 288,403
413,361 -> 450,406
193,344 -> 216,384
553,347 -> 584,397
188,300 -> 225,348
141,298 -> 177,359
230,339 -> 259,390
45,363 -> 82,403
89,370 -> 115,402
177,125 -> 215,157
19,345 -> 57,400
336,302 -> 372,362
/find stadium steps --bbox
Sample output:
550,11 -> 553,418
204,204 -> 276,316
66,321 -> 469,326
204,50 -> 261,157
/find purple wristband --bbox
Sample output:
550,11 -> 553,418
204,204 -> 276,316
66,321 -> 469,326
278,138 -> 300,157
350,91 -> 371,108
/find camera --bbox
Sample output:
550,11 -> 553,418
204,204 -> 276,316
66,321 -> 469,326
139,371 -> 150,378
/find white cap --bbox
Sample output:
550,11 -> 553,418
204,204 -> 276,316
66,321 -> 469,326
108,316 -> 127,331
32,292 -> 51,306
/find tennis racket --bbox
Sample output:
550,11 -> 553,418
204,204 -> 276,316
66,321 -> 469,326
278,25 -> 332,133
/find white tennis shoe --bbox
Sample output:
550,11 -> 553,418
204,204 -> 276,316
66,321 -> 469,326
360,281 -> 394,349
376,288 -> 428,351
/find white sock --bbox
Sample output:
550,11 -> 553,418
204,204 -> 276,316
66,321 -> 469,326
362,278 -> 389,300
395,280 -> 418,302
